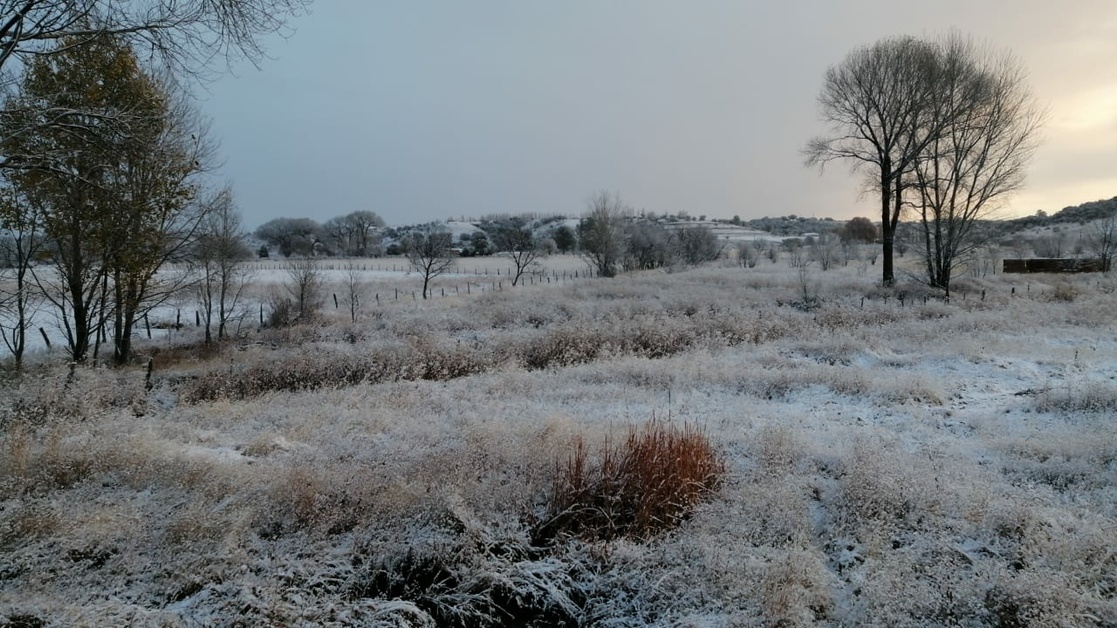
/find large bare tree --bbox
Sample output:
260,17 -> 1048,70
805,36 -> 944,284
911,35 -> 1043,296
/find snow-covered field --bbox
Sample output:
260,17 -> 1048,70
1,257 -> 1115,626
2,255 -> 596,355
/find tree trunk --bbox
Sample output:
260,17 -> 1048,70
880,161 -> 894,285
69,272 -> 90,363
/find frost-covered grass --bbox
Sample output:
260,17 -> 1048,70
1,260 -> 1116,626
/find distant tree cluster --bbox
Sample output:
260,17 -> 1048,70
255,210 -> 386,258
577,192 -> 724,277
736,215 -> 838,236
840,217 -> 878,243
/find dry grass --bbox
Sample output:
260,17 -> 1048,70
2,261 -> 1116,625
533,420 -> 726,544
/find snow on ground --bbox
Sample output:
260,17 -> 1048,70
1,259 -> 1115,626
2,255 -> 594,356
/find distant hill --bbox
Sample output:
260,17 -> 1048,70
1008,196 -> 1117,229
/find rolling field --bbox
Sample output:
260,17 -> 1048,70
1,257 -> 1115,626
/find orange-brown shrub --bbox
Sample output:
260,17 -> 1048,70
533,420 -> 726,544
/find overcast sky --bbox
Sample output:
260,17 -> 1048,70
201,0 -> 1117,228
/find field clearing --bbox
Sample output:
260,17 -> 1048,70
3,255 -> 597,355
234,252 -> 594,279
1,258 -> 1115,626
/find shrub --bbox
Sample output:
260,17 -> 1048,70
265,295 -> 298,328
521,327 -> 605,370
349,541 -> 587,627
1049,280 -> 1079,302
1035,379 -> 1117,413
532,420 -> 726,544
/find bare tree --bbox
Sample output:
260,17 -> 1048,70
0,0 -> 309,86
810,233 -> 842,271
194,187 -> 253,343
404,226 -> 455,299
493,226 -> 543,286
736,241 -> 759,268
782,238 -> 806,268
1086,213 -> 1117,273
911,35 -> 1043,296
282,256 -> 322,323
578,191 -> 629,278
0,181 -> 44,368
805,36 -> 944,284
341,265 -> 365,322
